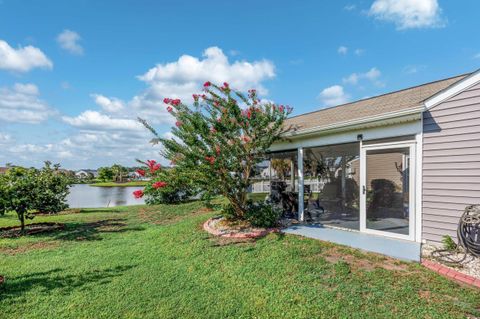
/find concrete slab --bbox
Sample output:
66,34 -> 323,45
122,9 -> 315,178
284,224 -> 421,262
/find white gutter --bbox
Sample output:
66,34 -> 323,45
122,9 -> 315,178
284,106 -> 424,139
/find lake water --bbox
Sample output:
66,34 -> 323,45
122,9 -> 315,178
66,184 -> 145,208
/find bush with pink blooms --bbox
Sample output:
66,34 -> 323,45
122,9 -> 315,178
137,82 -> 292,225
133,160 -> 199,204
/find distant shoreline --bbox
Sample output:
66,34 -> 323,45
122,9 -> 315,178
88,181 -> 148,187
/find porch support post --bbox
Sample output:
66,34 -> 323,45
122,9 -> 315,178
297,147 -> 304,221
341,156 -> 346,210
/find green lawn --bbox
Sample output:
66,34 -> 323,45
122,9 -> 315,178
1,203 -> 479,318
89,181 -> 148,187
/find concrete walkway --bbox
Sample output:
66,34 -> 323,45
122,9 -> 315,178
284,224 -> 421,262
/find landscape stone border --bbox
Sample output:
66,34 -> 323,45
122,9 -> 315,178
422,259 -> 480,289
203,217 -> 279,239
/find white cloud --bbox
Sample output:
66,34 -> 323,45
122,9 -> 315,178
62,110 -> 143,131
57,30 -> 83,55
0,39 -> 53,72
344,4 -> 356,11
354,48 -> 365,56
369,0 -> 444,30
0,83 -> 54,123
139,46 -> 275,95
343,67 -> 384,87
318,85 -> 350,107
337,46 -> 348,55
0,133 -> 11,144
403,65 -> 426,74
91,94 -> 125,113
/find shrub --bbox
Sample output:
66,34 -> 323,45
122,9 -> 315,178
138,82 -> 292,221
223,200 -> 281,228
244,201 -> 281,228
33,162 -> 70,214
0,162 -> 71,231
143,168 -> 199,204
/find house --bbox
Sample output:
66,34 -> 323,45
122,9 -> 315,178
268,70 -> 480,260
0,167 -> 8,175
75,169 -> 98,179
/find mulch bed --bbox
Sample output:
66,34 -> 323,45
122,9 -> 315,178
0,223 -> 66,238
203,216 -> 279,239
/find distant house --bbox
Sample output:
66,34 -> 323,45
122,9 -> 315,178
0,167 -> 8,175
75,169 -> 98,179
128,171 -> 149,181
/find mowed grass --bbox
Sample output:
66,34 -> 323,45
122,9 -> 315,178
1,203 -> 479,319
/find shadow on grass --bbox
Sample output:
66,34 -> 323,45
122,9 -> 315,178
52,219 -> 145,241
0,265 -> 136,301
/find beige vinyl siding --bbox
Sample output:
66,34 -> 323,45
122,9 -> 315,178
422,82 -> 480,244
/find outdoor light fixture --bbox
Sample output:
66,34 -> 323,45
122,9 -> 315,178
357,134 -> 363,141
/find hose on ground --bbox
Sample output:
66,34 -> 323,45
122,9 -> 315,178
432,205 -> 480,265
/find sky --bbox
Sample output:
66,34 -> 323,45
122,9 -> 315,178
0,0 -> 479,170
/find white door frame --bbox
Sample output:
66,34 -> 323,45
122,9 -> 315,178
359,140 -> 416,241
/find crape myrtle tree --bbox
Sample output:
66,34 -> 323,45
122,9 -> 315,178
137,81 -> 292,222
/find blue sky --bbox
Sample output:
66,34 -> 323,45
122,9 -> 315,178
0,0 -> 479,169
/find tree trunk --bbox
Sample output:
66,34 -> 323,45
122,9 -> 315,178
19,213 -> 25,232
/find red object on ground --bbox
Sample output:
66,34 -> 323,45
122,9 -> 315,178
422,259 -> 480,289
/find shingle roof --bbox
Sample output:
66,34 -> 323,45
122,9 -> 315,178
285,73 -> 470,132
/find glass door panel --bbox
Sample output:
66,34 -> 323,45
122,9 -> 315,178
365,147 -> 410,236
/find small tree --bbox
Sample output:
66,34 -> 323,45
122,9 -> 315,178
1,167 -> 38,231
98,166 -> 114,182
0,162 -> 71,231
139,82 -> 291,221
33,161 -> 71,214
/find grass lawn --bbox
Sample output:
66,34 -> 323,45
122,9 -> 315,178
89,181 -> 148,187
1,203 -> 479,318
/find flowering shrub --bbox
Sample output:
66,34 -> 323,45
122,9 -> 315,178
138,82 -> 292,222
132,160 -> 199,204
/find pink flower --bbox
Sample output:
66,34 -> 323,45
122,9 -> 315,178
175,121 -> 183,127
167,106 -> 173,112
223,82 -> 229,88
147,160 -> 161,173
152,181 -> 167,189
241,135 -> 250,143
171,99 -> 181,106
133,190 -> 144,199
163,98 -> 171,104
279,105 -> 285,112
215,145 -> 220,155
136,169 -> 146,177
203,81 -> 211,87
192,94 -> 199,101
205,156 -> 215,165
210,127 -> 217,134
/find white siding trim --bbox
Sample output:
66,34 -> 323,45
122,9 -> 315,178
297,147 -> 304,221
415,127 -> 423,243
424,69 -> 480,110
